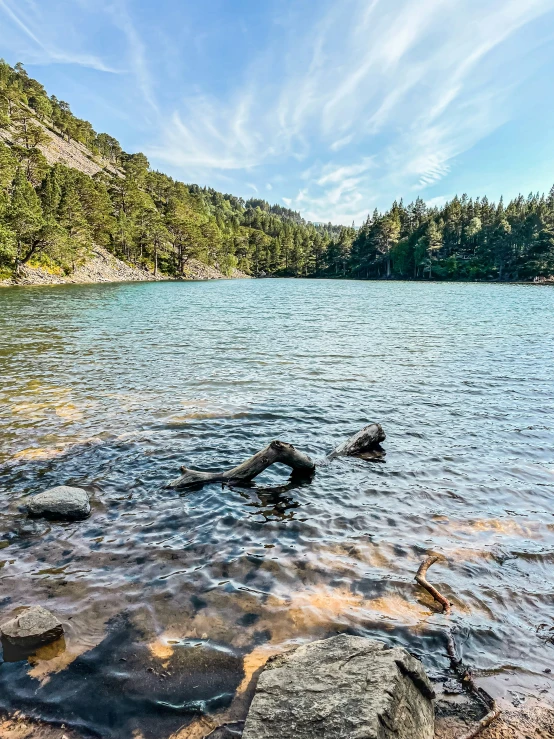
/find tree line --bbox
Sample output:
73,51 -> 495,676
1,60 -> 552,281
347,193 -> 554,281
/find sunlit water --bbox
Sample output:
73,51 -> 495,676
0,279 -> 553,738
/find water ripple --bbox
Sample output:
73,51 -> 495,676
0,279 -> 553,737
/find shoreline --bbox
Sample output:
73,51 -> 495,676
0,246 -> 249,288
2,274 -> 552,288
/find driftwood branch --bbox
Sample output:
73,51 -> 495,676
204,720 -> 245,738
168,422 -> 386,490
444,617 -> 502,739
458,706 -> 501,739
414,553 -> 501,738
415,554 -> 451,614
168,440 -> 316,489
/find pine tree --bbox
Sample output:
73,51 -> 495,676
424,221 -> 443,278
0,222 -> 16,268
7,167 -> 46,270
0,141 -> 17,195
41,165 -> 63,218
57,181 -> 92,271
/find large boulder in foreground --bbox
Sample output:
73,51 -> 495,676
1,606 -> 64,648
26,486 -> 90,520
242,634 -> 435,739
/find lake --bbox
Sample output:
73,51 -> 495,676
1,279 -> 553,738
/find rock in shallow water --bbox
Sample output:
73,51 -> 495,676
26,486 -> 90,520
0,605 -> 64,648
242,634 -> 435,739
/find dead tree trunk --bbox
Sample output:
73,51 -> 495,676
327,423 -> 385,460
168,423 -> 385,490
168,441 -> 315,489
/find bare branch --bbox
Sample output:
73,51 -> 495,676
444,627 -> 501,738
168,423 -> 385,490
204,720 -> 245,738
415,554 -> 451,614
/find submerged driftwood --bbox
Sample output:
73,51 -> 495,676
170,440 -> 315,489
413,555 -> 501,739
326,422 -> 385,460
415,554 -> 451,614
168,423 -> 385,490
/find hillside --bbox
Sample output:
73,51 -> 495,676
0,244 -> 247,286
0,60 -> 334,284
0,107 -> 248,285
0,60 -> 553,283
0,115 -> 120,178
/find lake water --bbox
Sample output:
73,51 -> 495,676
0,279 -> 553,738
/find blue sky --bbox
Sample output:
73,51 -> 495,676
1,0 -> 554,224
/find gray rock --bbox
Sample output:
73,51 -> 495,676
242,634 -> 435,739
0,605 -> 64,648
26,485 -> 90,520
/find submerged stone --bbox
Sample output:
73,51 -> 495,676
1,605 -> 64,648
0,615 -> 245,739
26,486 -> 90,520
242,634 -> 435,739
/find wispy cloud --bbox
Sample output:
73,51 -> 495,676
106,0 -> 160,116
426,193 -> 453,208
143,0 -> 554,222
316,158 -> 375,186
0,0 -> 120,72
330,134 -> 354,152
2,0 -> 553,223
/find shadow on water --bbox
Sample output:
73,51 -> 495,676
0,612 -> 452,738
231,474 -> 315,522
0,614 -> 245,739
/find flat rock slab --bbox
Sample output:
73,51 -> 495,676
26,485 -> 90,520
242,634 -> 435,739
1,606 -> 64,648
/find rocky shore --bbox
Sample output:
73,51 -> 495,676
0,246 -> 249,287
4,476 -> 553,738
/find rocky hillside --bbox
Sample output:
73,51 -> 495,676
1,60 -> 334,285
0,246 -> 248,286
0,110 -> 121,179
0,102 -> 250,285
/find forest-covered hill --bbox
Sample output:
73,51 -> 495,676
1,60 -> 553,282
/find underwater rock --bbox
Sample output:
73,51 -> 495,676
1,605 -> 64,648
0,613 -> 246,739
26,486 -> 90,520
242,634 -> 435,739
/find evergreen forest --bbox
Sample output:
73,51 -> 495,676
1,60 -> 553,281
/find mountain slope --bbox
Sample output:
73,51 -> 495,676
0,60 -> 333,283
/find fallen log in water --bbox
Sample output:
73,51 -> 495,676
326,422 -> 386,460
168,423 -> 385,490
169,440 -> 316,489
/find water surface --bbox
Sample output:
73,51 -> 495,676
1,279 -> 553,737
